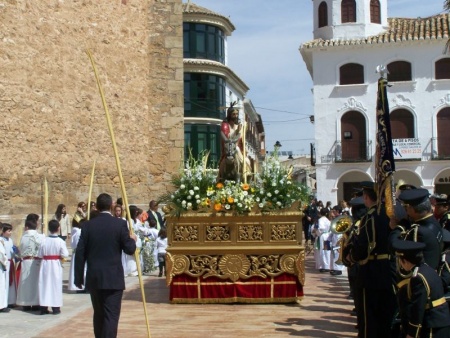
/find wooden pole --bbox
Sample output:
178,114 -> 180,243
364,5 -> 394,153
43,177 -> 49,235
87,160 -> 96,221
86,50 -> 151,338
242,121 -> 247,184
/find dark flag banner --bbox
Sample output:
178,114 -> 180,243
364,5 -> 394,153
375,76 -> 395,218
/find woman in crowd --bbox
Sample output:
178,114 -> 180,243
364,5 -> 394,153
68,218 -> 86,293
52,204 -> 71,241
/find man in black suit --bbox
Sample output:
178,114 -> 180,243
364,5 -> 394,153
75,193 -> 137,338
147,200 -> 165,230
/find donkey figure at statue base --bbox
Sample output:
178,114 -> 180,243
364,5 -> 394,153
218,138 -> 243,184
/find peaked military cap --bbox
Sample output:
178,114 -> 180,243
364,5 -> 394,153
398,184 -> 417,191
433,193 -> 449,205
349,196 -> 364,206
398,188 -> 430,206
360,181 -> 375,191
393,240 -> 425,261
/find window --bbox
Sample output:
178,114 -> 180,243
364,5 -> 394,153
341,0 -> 356,23
341,111 -> 367,161
437,108 -> 450,158
387,61 -> 412,82
435,58 -> 450,80
184,124 -> 221,165
318,2 -> 328,28
339,63 -> 364,85
370,0 -> 381,23
183,23 -> 225,63
184,73 -> 226,119
390,109 -> 414,139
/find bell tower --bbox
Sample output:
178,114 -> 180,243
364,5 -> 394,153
312,0 -> 388,40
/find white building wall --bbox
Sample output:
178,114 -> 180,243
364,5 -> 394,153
309,38 -> 450,202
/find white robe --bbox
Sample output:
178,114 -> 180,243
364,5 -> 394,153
16,230 -> 44,306
1,236 -> 16,305
37,235 -> 69,307
328,232 -> 344,272
68,227 -> 84,291
314,216 -> 331,270
0,239 -> 8,309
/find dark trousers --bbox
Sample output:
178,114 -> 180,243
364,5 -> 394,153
357,287 -> 396,338
89,289 -> 123,338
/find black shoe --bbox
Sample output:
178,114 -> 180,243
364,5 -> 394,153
40,307 -> 50,315
331,271 -> 342,276
319,269 -> 330,273
76,290 -> 87,294
0,308 -> 10,313
52,308 -> 61,315
23,306 -> 32,312
31,305 -> 40,311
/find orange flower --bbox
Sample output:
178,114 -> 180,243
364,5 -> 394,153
214,203 -> 222,211
227,196 -> 234,204
241,183 -> 250,191
216,182 -> 224,189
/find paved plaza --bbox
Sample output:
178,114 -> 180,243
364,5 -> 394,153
4,252 -> 357,338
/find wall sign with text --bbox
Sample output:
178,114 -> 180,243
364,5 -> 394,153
392,138 -> 422,159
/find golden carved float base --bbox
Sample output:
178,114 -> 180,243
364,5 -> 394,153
166,211 -> 305,303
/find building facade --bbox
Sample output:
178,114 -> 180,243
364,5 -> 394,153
183,2 -> 264,170
301,0 -> 450,203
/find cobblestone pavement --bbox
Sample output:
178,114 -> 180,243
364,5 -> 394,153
4,253 -> 357,338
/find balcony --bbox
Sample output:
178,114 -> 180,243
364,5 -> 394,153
321,140 -> 372,163
431,137 -> 450,160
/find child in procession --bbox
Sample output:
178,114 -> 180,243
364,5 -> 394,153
37,220 -> 69,315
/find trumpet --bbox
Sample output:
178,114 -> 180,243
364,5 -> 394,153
330,214 -> 354,266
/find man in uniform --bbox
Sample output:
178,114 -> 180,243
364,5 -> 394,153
433,194 -> 450,230
347,181 -> 397,338
393,240 -> 450,338
390,189 -> 443,270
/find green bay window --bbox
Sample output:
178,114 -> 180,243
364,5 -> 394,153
183,23 -> 225,63
184,124 -> 221,166
184,73 -> 226,119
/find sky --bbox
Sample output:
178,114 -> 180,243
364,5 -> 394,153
186,0 -> 446,155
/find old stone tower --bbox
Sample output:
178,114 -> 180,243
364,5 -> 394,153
0,0 -> 184,227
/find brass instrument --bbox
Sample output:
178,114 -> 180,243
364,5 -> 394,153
330,214 -> 354,266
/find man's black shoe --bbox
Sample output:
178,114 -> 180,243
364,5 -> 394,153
319,269 -> 330,273
0,308 -> 11,313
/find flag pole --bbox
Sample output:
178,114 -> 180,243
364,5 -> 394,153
86,50 -> 151,338
375,65 -> 395,218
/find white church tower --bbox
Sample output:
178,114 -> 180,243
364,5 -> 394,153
313,0 -> 389,40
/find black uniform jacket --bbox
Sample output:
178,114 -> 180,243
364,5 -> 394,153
398,263 -> 450,338
390,214 -> 443,270
74,212 -> 136,290
350,204 -> 394,290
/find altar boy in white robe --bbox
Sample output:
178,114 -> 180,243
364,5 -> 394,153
38,220 -> 68,315
0,235 -> 9,313
1,224 -> 16,309
16,220 -> 44,311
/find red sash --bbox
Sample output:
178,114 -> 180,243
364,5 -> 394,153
43,255 -> 60,260
15,261 -> 21,288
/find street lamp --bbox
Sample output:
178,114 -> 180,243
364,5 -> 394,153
274,141 -> 282,148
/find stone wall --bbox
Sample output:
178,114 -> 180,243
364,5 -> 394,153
0,0 -> 184,232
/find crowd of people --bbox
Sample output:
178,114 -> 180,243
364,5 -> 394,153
0,196 -> 167,319
304,182 -> 450,338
